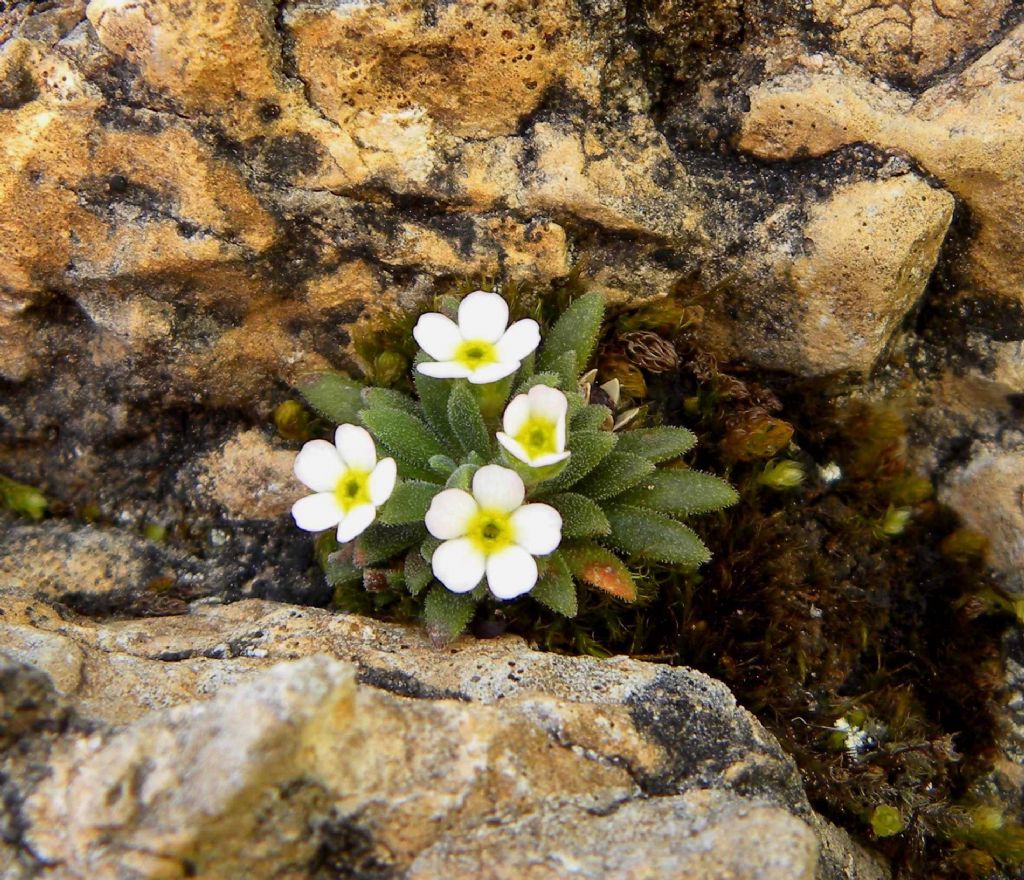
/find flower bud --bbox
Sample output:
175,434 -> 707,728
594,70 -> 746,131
273,400 -> 310,441
757,459 -> 805,490
374,351 -> 408,387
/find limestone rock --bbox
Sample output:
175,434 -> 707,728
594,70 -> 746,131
704,173 -> 953,375
738,27 -> 1024,311
196,428 -> 302,520
939,442 -> 1024,595
0,595 -> 887,879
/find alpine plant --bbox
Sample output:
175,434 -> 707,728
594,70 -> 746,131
291,290 -> 737,643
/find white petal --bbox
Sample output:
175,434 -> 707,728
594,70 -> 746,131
413,312 -> 462,361
417,360 -> 473,380
495,319 -> 540,363
527,384 -> 568,423
293,439 -> 345,492
502,393 -> 530,435
486,545 -> 538,599
432,538 -> 486,593
472,465 -> 525,513
335,424 -> 377,471
425,489 -> 479,539
368,458 -> 397,505
466,361 -> 520,385
336,503 -> 376,543
496,432 -> 531,464
510,503 -> 563,555
291,493 -> 344,532
458,291 -> 508,343
529,450 -> 571,468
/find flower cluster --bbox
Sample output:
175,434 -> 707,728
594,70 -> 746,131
291,289 -> 737,642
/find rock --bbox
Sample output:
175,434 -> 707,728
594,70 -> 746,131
738,27 -> 1024,312
196,428 -> 302,520
0,595 -> 887,879
811,0 -> 1010,84
939,442 -> 1024,595
703,173 -> 953,375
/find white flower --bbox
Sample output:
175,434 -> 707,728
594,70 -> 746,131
291,425 -> 397,543
496,384 -> 571,468
414,290 -> 540,385
424,464 -> 562,599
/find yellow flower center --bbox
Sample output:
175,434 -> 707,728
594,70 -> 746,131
454,339 -> 498,370
334,469 -> 371,512
514,415 -> 558,459
466,507 -> 514,554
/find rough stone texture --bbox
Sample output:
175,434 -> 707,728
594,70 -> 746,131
939,442 -> 1024,595
0,594 -> 888,880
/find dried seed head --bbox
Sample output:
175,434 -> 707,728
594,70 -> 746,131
621,331 -> 680,373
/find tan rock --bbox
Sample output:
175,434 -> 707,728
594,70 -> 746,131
408,789 -> 820,880
196,428 -> 303,520
738,26 -> 1024,309
812,0 -> 1009,83
705,173 -> 953,375
0,595 -> 886,880
939,443 -> 1024,594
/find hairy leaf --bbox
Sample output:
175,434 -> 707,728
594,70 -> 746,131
561,542 -> 637,602
423,585 -> 476,646
404,549 -> 433,596
544,493 -> 611,538
447,381 -> 491,458
571,404 -> 612,433
380,480 -> 442,525
539,292 -> 604,378
613,426 -> 697,463
362,386 -> 419,415
532,552 -> 578,617
540,431 -> 617,492
516,371 -> 562,395
361,407 -> 444,476
573,452 -> 655,500
414,355 -> 455,443
323,547 -> 362,587
354,522 -> 424,567
617,468 -> 738,516
446,463 -> 478,491
297,371 -> 364,424
604,505 -> 710,566
428,454 -> 457,477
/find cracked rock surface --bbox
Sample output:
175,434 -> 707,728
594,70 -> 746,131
0,592 -> 886,880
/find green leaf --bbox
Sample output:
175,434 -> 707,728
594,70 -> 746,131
604,504 -> 711,566
545,493 -> 610,538
532,552 -> 577,617
297,371 -> 364,424
551,350 -> 578,391
613,427 -> 697,463
354,523 -> 423,566
572,404 -> 612,433
447,381 -> 491,458
518,350 -> 535,382
380,481 -> 441,525
572,452 -> 655,501
428,454 -> 457,477
423,584 -> 477,646
361,408 -> 445,476
516,371 -> 562,395
540,431 -> 617,493
420,535 -> 442,563
414,356 -> 455,443
617,468 -> 738,516
323,548 -> 362,587
0,474 -> 47,521
362,386 -> 419,415
539,292 -> 604,378
446,463 -> 478,490
561,542 -> 637,602
404,549 -> 433,596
